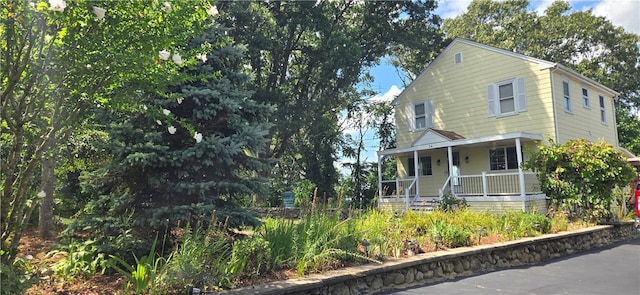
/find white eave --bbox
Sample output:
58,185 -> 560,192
377,132 -> 543,157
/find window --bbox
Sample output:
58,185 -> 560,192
408,100 -> 433,131
489,146 -> 519,171
408,156 -> 432,176
563,80 -> 571,112
599,95 -> 607,124
414,103 -> 426,129
487,78 -> 526,117
498,82 -> 515,114
454,52 -> 463,64
582,87 -> 590,108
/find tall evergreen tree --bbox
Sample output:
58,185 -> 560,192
74,25 -> 272,253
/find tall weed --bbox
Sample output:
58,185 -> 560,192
157,222 -> 233,292
108,235 -> 164,295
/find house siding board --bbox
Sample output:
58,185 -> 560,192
395,42 -> 555,150
552,72 -> 618,145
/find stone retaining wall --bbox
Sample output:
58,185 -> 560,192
221,222 -> 639,295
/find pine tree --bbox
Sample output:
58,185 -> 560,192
74,26 -> 273,252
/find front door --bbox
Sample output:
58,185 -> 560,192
449,152 -> 463,193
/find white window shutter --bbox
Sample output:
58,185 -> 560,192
516,77 -> 527,112
406,103 -> 414,131
487,84 -> 496,117
426,100 -> 434,128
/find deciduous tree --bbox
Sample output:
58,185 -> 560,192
1,0 -> 210,262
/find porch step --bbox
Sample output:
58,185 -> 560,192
409,199 -> 437,212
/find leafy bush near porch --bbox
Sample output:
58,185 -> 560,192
524,139 -> 636,223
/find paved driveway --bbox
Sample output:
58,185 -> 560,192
378,238 -> 640,295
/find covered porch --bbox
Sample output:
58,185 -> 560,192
377,130 -> 546,213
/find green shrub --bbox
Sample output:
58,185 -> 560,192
0,255 -> 38,295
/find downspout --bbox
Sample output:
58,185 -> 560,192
550,66 -> 560,143
516,138 -> 526,212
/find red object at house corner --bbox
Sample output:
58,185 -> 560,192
635,183 -> 640,218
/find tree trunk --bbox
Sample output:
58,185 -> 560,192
38,132 -> 55,239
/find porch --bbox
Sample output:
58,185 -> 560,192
376,130 -> 547,213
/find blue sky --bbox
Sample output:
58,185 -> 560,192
338,0 -> 640,173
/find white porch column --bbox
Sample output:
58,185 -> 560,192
447,146 -> 454,193
414,150 -> 419,200
516,138 -> 526,211
377,154 -> 383,209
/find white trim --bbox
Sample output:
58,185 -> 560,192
462,194 -> 547,202
378,132 -> 543,156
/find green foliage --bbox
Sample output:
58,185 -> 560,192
0,254 -> 38,295
259,211 -> 372,276
219,1 -> 443,198
228,237 -> 271,279
430,220 -> 471,248
108,235 -> 164,295
524,139 -> 636,222
72,22 -> 270,251
157,222 -> 234,292
434,193 -> 468,212
1,0 -> 211,263
47,240 -> 107,281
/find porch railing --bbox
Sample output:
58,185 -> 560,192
380,178 -> 417,204
380,172 -> 542,203
438,175 -> 451,198
452,172 -> 541,196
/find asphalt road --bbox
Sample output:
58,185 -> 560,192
378,238 -> 640,295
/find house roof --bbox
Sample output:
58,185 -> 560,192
392,38 -> 619,106
378,131 -> 543,157
431,129 -> 465,140
411,129 -> 465,148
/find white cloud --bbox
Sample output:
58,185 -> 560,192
532,0 -> 556,15
592,0 -> 640,34
369,85 -> 402,103
436,0 -> 472,19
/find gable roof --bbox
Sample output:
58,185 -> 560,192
392,38 -> 618,105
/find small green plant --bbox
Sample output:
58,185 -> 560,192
108,235 -> 164,295
47,240 -> 107,281
435,193 -> 468,212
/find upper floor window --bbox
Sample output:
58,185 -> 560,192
454,52 -> 463,64
408,156 -> 432,176
407,100 -> 433,131
599,95 -> 607,124
487,77 -> 526,117
489,146 -> 520,171
562,80 -> 572,112
582,87 -> 590,108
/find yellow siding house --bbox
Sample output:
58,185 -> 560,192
377,39 -> 621,213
